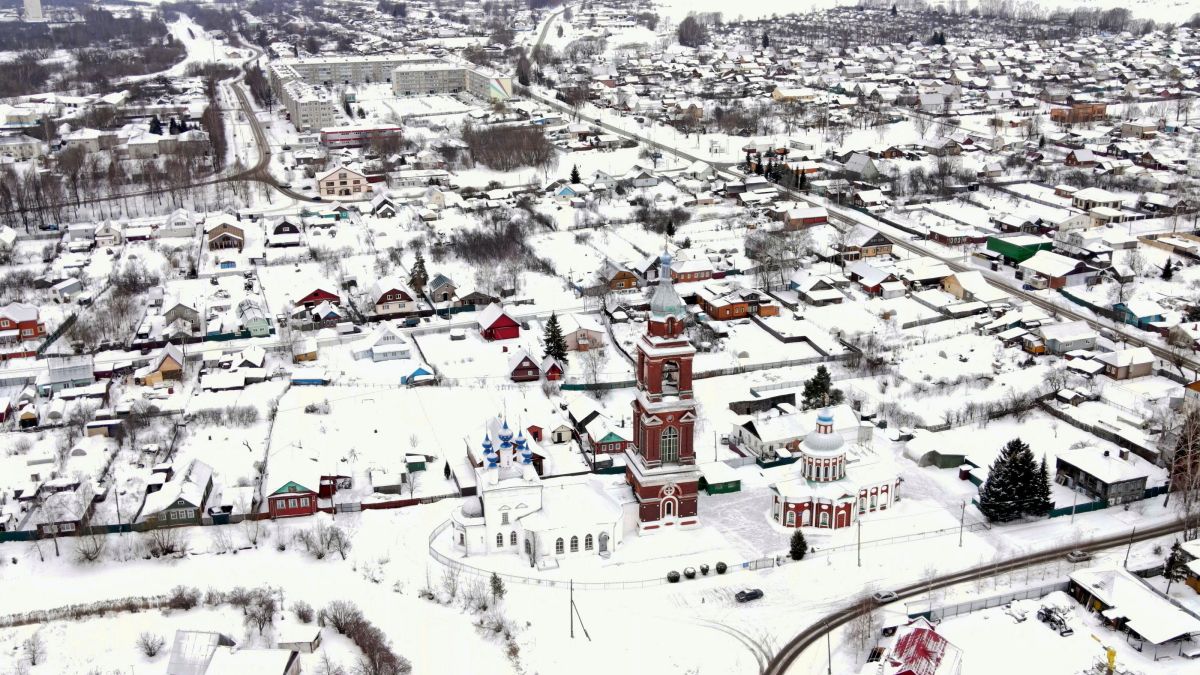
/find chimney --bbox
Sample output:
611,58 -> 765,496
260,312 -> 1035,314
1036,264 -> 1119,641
1103,450 -> 1110,457
1118,448 -> 1129,461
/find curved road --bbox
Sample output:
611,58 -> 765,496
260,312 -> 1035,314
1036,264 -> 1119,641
764,518 -> 1185,674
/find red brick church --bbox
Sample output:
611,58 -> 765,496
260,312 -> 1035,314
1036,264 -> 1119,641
625,252 -> 701,533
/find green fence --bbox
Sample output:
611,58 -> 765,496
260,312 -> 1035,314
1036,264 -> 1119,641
1048,497 -> 1109,518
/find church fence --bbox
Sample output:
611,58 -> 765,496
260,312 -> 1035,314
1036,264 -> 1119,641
815,520 -> 990,560
427,516 -> 1002,591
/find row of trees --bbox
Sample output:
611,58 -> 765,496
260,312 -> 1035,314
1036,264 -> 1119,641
244,63 -> 277,112
460,124 -> 555,172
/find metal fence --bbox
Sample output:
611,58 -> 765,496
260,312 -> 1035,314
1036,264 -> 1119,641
908,580 -> 1070,621
818,520 -> 990,558
426,520 -> 761,590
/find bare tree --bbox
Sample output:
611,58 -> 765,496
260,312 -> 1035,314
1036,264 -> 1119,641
1167,407 -> 1200,541
244,588 -> 278,635
137,632 -> 166,657
580,346 -> 607,387
845,593 -> 879,659
22,633 -> 44,666
440,565 -> 462,600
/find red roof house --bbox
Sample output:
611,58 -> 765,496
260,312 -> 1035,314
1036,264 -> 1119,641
508,350 -> 540,382
478,303 -> 519,341
295,284 -> 341,309
887,618 -> 962,675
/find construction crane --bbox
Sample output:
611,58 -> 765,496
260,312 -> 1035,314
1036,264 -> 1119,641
1091,634 -> 1116,675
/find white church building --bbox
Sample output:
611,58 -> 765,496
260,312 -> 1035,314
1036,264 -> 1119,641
450,416 -> 624,567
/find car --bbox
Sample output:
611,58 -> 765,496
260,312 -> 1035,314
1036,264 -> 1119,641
735,589 -> 764,603
872,591 -> 899,604
1064,550 -> 1092,563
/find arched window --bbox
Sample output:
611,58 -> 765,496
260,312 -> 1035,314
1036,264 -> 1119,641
661,427 -> 680,463
555,538 -> 564,555
662,359 -> 680,393
510,531 -> 518,546
785,510 -> 796,526
570,536 -> 579,553
819,511 -> 830,528
496,532 -> 504,547
870,493 -> 878,509
585,534 -> 594,551
524,538 -> 532,555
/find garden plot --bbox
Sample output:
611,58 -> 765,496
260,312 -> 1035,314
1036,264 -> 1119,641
971,185 -> 1076,223
847,344 -> 1056,427
173,380 -> 287,489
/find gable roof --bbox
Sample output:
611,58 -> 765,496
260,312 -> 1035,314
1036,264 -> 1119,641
478,303 -> 516,329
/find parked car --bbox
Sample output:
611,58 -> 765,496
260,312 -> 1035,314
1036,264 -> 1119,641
1064,550 -> 1092,563
735,589 -> 764,603
872,590 -> 899,603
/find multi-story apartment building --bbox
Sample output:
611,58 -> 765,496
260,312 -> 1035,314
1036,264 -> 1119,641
269,54 -> 512,131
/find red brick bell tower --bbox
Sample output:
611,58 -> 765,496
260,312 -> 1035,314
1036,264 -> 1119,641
626,252 -> 701,533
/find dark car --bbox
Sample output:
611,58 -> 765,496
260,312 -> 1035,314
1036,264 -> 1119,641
735,589 -> 764,603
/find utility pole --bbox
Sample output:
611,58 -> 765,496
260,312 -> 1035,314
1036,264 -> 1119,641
569,579 -> 574,639
826,629 -> 832,675
1123,526 -> 1136,568
1070,487 -> 1079,523
856,517 -> 862,567
115,467 -> 124,536
958,501 -> 965,547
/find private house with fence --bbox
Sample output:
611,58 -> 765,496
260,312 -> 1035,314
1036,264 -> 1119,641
137,459 -> 214,528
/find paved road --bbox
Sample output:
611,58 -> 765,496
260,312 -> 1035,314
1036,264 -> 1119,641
764,518 -> 1186,674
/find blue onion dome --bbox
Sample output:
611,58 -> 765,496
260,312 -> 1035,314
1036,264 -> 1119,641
498,420 -> 513,442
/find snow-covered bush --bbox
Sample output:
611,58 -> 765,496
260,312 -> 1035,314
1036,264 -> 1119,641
292,600 -> 315,624
137,632 -> 165,657
166,586 -> 200,611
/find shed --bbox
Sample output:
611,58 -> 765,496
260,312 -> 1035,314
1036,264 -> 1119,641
699,462 -> 742,495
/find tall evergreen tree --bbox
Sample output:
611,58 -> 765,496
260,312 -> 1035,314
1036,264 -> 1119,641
761,30 -> 770,49
801,365 -> 844,409
789,529 -> 808,560
1009,438 -> 1040,515
1031,456 -> 1054,517
168,117 -> 180,135
1165,540 -> 1189,593
149,116 -> 163,135
978,450 -> 1017,522
1163,259 -> 1174,281
978,438 -> 1037,522
570,164 -> 581,184
891,4 -> 898,16
409,252 -> 429,293
543,313 -> 569,364
798,168 -> 807,190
